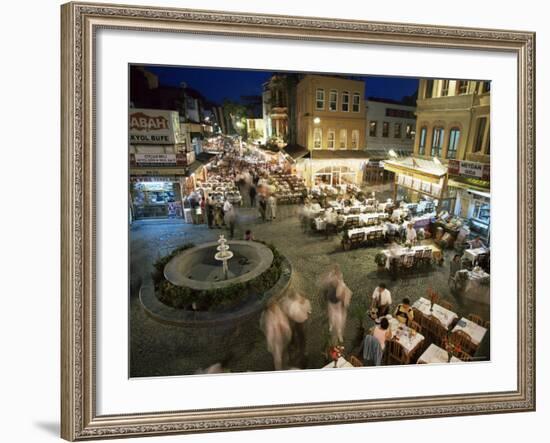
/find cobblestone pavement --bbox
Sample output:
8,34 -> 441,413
130,204 -> 490,377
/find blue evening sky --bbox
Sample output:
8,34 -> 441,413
145,65 -> 419,104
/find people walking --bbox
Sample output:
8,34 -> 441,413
249,185 -> 257,207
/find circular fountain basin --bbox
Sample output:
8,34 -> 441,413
163,240 -> 274,291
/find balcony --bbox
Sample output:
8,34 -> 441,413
417,94 -> 475,112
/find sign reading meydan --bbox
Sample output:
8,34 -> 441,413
129,108 -> 183,144
448,159 -> 490,180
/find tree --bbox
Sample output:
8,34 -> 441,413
222,99 -> 248,137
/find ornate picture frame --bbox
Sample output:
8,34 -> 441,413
61,2 -> 535,440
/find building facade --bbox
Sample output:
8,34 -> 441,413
413,78 -> 491,239
365,99 -> 416,154
296,75 -> 366,151
262,75 -> 289,142
293,75 -> 369,186
413,79 -> 490,163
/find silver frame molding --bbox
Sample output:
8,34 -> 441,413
61,2 -> 536,440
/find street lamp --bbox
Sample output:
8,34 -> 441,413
313,117 -> 321,124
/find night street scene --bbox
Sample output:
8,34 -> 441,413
129,65 -> 491,377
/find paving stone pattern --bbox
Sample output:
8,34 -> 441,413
130,204 -> 490,377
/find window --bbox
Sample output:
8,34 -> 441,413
447,127 -> 460,159
431,127 -> 444,157
352,93 -> 361,112
341,91 -> 350,112
456,80 -> 468,95
485,128 -> 490,155
369,121 -> 377,137
382,122 -> 389,137
316,88 -> 325,110
394,123 -> 402,138
481,81 -> 491,93
441,79 -> 450,96
425,79 -> 434,98
327,130 -> 335,149
473,201 -> 490,223
339,129 -> 347,149
405,123 -> 414,139
329,90 -> 338,111
473,117 -> 487,152
418,127 -> 427,155
248,120 -> 255,130
313,127 -> 322,149
351,130 -> 359,149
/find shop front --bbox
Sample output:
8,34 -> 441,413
130,177 -> 184,219
447,160 -> 491,240
383,157 -> 449,210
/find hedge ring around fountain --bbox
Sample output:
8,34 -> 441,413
139,240 -> 292,328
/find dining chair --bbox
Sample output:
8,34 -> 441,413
449,329 -> 477,356
386,339 -> 410,365
410,320 -> 423,334
467,313 -> 485,326
439,300 -> 454,311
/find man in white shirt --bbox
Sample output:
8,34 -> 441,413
223,199 -> 233,214
405,223 -> 417,244
372,283 -> 392,317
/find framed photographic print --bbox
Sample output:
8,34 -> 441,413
61,1 -> 536,441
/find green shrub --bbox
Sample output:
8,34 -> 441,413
152,242 -> 284,312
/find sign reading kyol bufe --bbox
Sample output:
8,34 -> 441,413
129,108 -> 183,144
448,159 -> 490,180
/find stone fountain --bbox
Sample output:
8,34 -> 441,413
214,235 -> 234,279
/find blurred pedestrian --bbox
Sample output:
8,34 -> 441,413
260,303 -> 292,371
224,206 -> 237,239
320,264 -> 352,344
249,185 -> 257,207
280,290 -> 312,368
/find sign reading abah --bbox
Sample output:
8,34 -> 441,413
448,159 -> 490,181
129,108 -> 182,144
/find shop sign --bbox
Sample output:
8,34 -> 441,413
130,153 -> 186,167
448,160 -> 490,180
129,109 -> 184,145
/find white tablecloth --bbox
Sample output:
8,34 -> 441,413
322,356 -> 353,369
412,297 -> 459,329
452,318 -> 488,346
387,316 -> 424,355
464,247 -> 489,262
347,225 -> 386,237
418,344 -> 462,364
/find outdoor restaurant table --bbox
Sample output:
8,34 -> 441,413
452,317 -> 488,346
464,247 -> 489,263
358,212 -> 387,225
418,343 -> 462,364
387,316 -> 425,355
412,297 -> 459,329
382,243 -> 443,269
347,225 -> 386,238
322,356 -> 353,369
